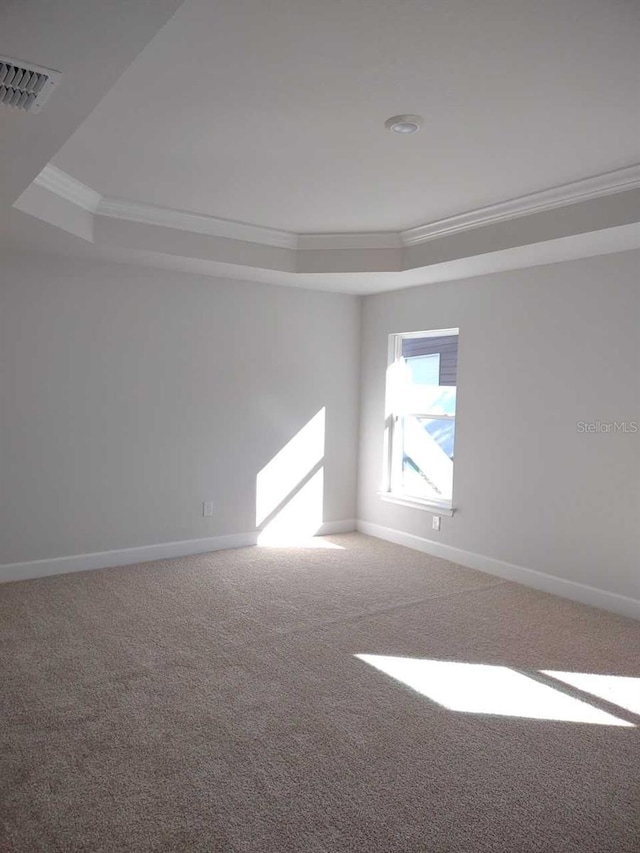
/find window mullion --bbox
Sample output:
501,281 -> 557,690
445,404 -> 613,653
410,413 -> 456,421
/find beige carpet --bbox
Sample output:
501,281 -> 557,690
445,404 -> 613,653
1,533 -> 638,852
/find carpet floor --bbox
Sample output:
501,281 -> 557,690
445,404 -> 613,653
1,533 -> 639,852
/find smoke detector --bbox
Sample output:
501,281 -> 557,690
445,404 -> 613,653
0,56 -> 61,113
385,114 -> 423,134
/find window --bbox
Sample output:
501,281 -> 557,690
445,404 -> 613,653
382,328 -> 459,512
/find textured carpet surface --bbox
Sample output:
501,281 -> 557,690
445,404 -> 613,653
1,533 -> 638,852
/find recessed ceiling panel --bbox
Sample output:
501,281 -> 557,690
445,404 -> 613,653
53,0 -> 640,234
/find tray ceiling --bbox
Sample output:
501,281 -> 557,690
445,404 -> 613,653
51,0 -> 640,235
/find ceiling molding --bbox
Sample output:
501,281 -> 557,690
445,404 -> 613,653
31,162 -> 640,255
96,196 -> 298,249
298,232 -> 401,250
34,165 -> 102,213
12,178 -> 640,292
401,164 -> 640,245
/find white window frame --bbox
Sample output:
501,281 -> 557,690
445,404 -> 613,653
380,328 -> 458,515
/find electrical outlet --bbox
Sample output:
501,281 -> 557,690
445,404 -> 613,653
432,515 -> 441,531
203,501 -> 214,517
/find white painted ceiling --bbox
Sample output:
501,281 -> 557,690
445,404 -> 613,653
0,0 -> 183,218
52,0 -> 640,235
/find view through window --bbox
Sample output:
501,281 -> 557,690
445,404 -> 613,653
383,328 -> 459,510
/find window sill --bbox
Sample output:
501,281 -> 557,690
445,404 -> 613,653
378,492 -> 455,516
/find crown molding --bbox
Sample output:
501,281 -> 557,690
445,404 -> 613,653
33,165 -> 102,213
32,162 -> 640,253
96,196 -> 298,250
298,232 -> 401,250
401,164 -> 640,246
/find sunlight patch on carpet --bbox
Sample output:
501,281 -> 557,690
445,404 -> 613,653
541,671 -> 640,716
356,655 -> 635,726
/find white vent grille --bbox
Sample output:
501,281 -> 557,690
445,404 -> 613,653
0,56 -> 61,113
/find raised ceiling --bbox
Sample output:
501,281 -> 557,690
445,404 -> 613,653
52,0 -> 640,235
4,0 -> 640,292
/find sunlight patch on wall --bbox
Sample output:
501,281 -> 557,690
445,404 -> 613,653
258,468 -> 324,545
256,408 -> 325,526
355,655 -> 634,727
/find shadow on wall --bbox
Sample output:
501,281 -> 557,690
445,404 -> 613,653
255,408 -> 341,548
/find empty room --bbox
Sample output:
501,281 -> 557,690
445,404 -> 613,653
1,1 -> 639,851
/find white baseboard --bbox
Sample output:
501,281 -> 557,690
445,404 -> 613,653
317,519 -> 356,535
0,519 -> 356,584
357,520 -> 640,621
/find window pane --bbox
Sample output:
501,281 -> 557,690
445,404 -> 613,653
405,353 -> 440,386
411,385 -> 456,417
386,329 -> 459,507
417,416 -> 455,459
394,366 -> 457,416
402,334 -> 458,386
401,415 -> 454,502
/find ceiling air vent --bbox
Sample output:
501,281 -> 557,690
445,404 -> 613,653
0,56 -> 61,113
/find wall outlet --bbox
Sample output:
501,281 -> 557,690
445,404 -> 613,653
432,515 -> 441,531
203,501 -> 214,517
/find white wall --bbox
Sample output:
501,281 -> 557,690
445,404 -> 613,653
358,251 -> 640,603
3,247 -> 639,609
0,251 -> 361,566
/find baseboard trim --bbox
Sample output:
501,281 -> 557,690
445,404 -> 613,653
356,520 -> 640,621
0,520 -> 356,583
317,519 -> 357,536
